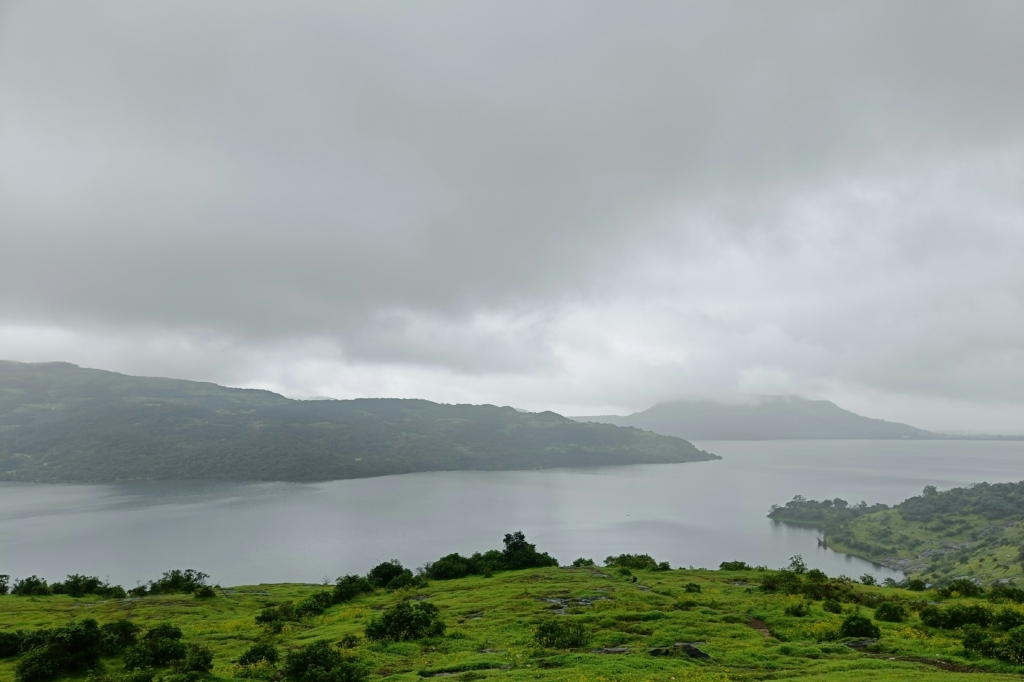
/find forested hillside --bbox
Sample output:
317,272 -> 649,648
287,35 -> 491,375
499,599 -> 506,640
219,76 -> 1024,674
0,361 -> 717,483
770,482 -> 1024,584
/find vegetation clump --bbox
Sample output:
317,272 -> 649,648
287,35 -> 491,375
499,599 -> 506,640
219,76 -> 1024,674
364,601 -> 445,642
838,614 -> 880,639
604,554 -> 669,571
874,602 -> 907,623
283,640 -> 366,682
534,620 -> 591,649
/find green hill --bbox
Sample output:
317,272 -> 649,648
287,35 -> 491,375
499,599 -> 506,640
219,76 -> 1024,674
0,360 -> 717,483
769,482 -> 1024,584
574,395 -> 934,440
4,542 -> 1024,681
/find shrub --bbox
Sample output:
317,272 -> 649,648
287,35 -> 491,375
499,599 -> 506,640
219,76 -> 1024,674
874,602 -> 907,623
822,599 -> 843,614
383,571 -> 425,592
787,556 -> 808,574
989,586 -> 1024,604
784,601 -> 810,617
14,619 -> 103,682
0,632 -> 20,658
938,578 -> 984,598
719,561 -> 751,571
11,576 -> 50,596
534,620 -> 590,649
147,570 -> 209,595
426,555 -> 470,580
572,558 -> 595,567
995,607 -> 1024,631
859,574 -> 877,586
367,561 -> 408,589
338,634 -> 359,649
239,642 -> 279,666
920,604 -> 992,629
616,567 -> 632,577
295,592 -> 334,618
605,554 -> 659,571
123,624 -> 187,670
255,602 -> 296,628
283,640 -> 367,682
194,585 -> 217,599
906,578 -> 927,591
364,601 -> 445,642
0,574 -> 8,595
100,620 -> 140,654
684,583 -> 701,593
333,575 -> 374,603
806,569 -> 828,584
182,643 -> 214,672
838,614 -> 880,639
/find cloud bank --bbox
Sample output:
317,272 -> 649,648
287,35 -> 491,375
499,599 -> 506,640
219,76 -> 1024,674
2,1 -> 1023,431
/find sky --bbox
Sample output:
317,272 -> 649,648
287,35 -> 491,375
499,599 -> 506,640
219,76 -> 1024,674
1,1 -> 1023,432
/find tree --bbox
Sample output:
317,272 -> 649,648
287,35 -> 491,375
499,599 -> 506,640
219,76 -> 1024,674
838,614 -> 880,639
283,640 -> 366,682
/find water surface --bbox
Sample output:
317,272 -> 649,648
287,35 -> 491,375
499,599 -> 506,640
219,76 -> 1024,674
2,439 -> 1024,586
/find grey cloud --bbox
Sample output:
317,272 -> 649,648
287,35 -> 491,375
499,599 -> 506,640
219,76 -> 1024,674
1,1 -> 1024,429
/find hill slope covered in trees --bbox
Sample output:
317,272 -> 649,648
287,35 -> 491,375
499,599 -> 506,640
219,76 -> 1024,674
574,395 -> 933,440
0,361 -> 717,483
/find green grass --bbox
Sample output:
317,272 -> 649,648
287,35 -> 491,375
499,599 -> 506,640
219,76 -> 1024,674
3,566 -> 1024,682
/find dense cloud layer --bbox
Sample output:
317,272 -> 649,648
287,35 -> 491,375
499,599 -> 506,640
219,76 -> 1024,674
2,1 -> 1023,430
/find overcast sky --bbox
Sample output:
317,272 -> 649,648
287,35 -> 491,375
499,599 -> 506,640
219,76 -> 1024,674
2,1 -> 1023,431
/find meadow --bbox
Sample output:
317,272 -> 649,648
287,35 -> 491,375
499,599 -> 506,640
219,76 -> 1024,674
4,557 -> 1024,682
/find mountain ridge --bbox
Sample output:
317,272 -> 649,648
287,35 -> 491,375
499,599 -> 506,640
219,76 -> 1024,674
572,395 -> 935,440
0,360 -> 717,483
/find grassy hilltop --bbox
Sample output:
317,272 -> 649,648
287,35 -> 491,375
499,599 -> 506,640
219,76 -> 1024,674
6,535 -> 1024,682
0,361 -> 716,483
769,481 -> 1024,585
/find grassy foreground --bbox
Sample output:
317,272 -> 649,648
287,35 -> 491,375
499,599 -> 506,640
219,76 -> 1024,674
3,564 -> 1024,682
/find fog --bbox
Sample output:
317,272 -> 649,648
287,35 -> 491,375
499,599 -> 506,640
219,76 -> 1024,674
2,1 -> 1023,431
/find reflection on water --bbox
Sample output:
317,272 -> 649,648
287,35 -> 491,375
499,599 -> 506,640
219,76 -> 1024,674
2,439 -> 1024,586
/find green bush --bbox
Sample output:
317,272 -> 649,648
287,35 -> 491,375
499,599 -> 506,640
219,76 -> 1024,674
906,578 -> 927,591
501,531 -> 558,570
874,602 -> 907,623
364,601 -> 445,642
239,642 -> 279,666
11,576 -> 50,596
684,583 -> 701,593
784,602 -> 810,617
719,561 -> 751,571
0,574 -> 8,595
194,585 -> 217,599
534,620 -> 590,649
283,640 -> 367,682
366,561 -> 408,589
920,604 -> 992,629
838,614 -> 880,639
295,592 -> 334,618
995,607 -> 1024,631
605,554 -> 659,571
859,574 -> 877,586
938,578 -> 984,598
333,576 -> 374,603
182,643 -> 214,672
99,620 -> 140,654
14,619 -> 103,682
123,624 -> 187,670
822,599 -> 843,614
147,570 -> 210,595
572,558 -> 595,567
0,632 -> 20,658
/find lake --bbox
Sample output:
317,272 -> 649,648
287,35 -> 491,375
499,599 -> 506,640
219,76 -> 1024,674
3,439 -> 1024,587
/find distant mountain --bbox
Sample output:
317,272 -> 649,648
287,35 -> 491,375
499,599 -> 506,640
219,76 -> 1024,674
0,360 -> 718,483
573,396 -> 934,440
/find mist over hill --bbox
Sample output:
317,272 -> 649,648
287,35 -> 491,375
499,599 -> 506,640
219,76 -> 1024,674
573,396 -> 934,440
0,361 -> 717,483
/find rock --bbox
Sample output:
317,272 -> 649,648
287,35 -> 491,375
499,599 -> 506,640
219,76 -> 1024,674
843,638 -> 878,649
592,647 -> 630,654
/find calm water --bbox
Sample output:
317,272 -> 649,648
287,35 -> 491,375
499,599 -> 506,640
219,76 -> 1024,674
3,440 -> 1024,587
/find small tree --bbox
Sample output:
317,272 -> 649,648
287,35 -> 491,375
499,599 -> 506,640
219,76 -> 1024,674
239,642 -> 279,666
859,574 -> 877,586
787,556 -> 808,574
284,640 -> 366,682
334,575 -> 374,603
0,575 -> 9,595
875,602 -> 907,623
